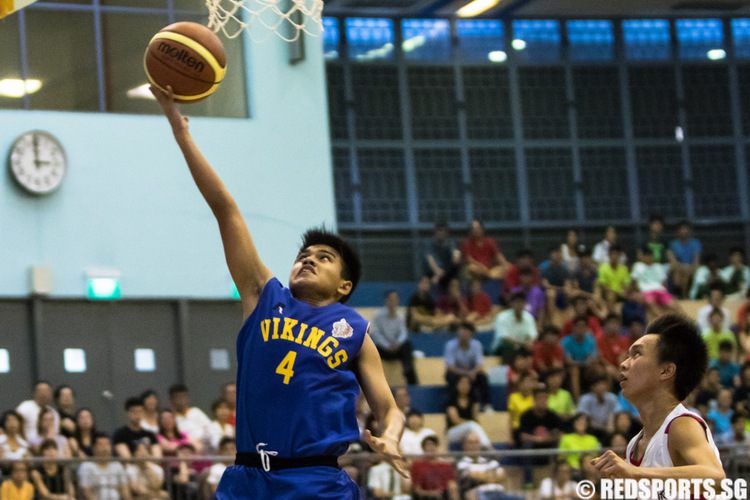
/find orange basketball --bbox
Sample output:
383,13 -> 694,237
144,22 -> 227,103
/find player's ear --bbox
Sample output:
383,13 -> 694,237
660,361 -> 677,381
337,279 -> 353,299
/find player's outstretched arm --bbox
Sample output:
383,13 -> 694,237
356,334 -> 408,478
592,417 -> 725,483
151,86 -> 272,318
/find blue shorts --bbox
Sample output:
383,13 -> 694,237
215,464 -> 361,499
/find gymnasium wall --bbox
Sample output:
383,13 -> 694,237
0,33 -> 334,298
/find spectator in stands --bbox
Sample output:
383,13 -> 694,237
720,246 -> 750,297
668,220 -> 702,298
572,249 -> 599,297
444,321 -> 491,411
410,436 -> 459,500
30,408 -> 71,459
125,442 -> 167,500
631,247 -> 677,315
492,291 -> 537,363
139,390 -> 160,435
558,413 -> 600,470
0,411 -> 29,460
532,326 -> 565,378
169,443 -> 201,500
577,377 -> 619,443
697,283 -> 732,331
70,409 -> 96,458
597,245 -> 631,312
367,456 -> 411,500
445,375 -> 492,449
437,279 -> 472,325
620,283 -> 648,329
393,386 -> 411,416
400,409 -> 437,457
541,246 -> 573,316
639,215 -> 669,264
545,368 -> 576,420
539,459 -> 577,500
30,439 -> 75,500
508,374 -> 536,437
613,410 -> 641,443
461,220 -> 504,281
0,462 -> 34,500
734,362 -> 750,413
689,254 -> 723,300
371,290 -> 418,385
220,383 -> 237,428
561,229 -> 584,273
16,382 -> 58,444
464,279 -> 495,328
561,316 -> 599,402
206,398 -> 235,454
561,295 -> 604,339
53,385 -> 76,439
113,397 -> 161,460
695,368 -> 722,417
456,432 -> 505,500
610,433 -> 629,458
425,221 -> 461,290
407,276 -> 459,333
513,267 -> 546,322
156,410 -> 191,460
702,308 -> 737,362
711,341 -> 740,389
506,348 -> 537,393
502,249 -> 540,299
593,226 -> 626,266
518,388 -> 564,487
207,437 -> 236,498
707,388 -> 734,444
78,433 -> 132,500
168,384 -> 210,452
597,314 -> 631,387
723,412 -> 750,473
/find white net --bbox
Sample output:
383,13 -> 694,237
206,0 -> 324,41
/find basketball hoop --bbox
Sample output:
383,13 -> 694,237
206,0 -> 324,42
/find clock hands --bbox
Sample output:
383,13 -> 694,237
32,134 -> 51,168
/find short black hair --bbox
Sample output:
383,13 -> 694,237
406,408 -> 423,418
641,247 -> 654,256
458,320 -> 476,332
54,385 -> 73,403
708,280 -> 725,294
300,228 -> 362,304
729,246 -> 745,258
509,291 -> 526,302
718,340 -> 734,352
649,214 -> 664,224
604,313 -> 621,324
647,314 -> 708,401
573,315 -> 589,325
421,435 -> 439,448
516,248 -> 534,260
609,244 -> 623,253
140,389 -> 157,401
218,436 -> 236,450
124,397 -> 143,411
168,384 -> 188,398
39,438 -> 59,453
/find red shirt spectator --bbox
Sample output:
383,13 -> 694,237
464,291 -> 492,317
461,237 -> 499,269
597,333 -> 631,368
532,327 -> 565,374
411,460 -> 456,493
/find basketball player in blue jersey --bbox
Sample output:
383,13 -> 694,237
151,86 -> 406,499
592,314 -> 725,494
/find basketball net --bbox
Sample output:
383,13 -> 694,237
206,0 -> 323,42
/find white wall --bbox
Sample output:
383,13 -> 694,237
0,33 -> 334,298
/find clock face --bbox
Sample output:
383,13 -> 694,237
8,131 -> 67,195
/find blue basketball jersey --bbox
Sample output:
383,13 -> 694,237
234,277 -> 368,459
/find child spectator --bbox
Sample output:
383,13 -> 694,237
444,322 -> 491,411
78,433 -> 132,500
207,437 -> 236,498
492,291 -> 537,362
631,248 -> 676,314
697,283 -> 732,331
577,377 -> 619,443
0,462 -> 34,500
668,220 -> 702,298
558,413 -> 600,470
407,276 -> 459,333
456,432 -> 505,500
539,459 -> 577,500
702,308 -> 737,362
597,245 -> 631,311
0,411 -> 29,460
399,409 -> 437,457
445,375 -> 492,449
545,369 -> 576,420
561,316 -> 599,401
126,442 -> 167,500
689,254 -> 723,300
371,289 -> 418,385
532,326 -> 565,377
30,439 -> 75,500
410,436 -> 459,500
710,341 -> 741,389
721,246 -> 750,297
561,295 -> 604,339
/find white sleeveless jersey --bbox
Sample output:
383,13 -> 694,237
626,403 -> 721,469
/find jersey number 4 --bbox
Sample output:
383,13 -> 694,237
275,351 -> 297,384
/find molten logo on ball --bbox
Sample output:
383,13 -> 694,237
157,41 -> 206,73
